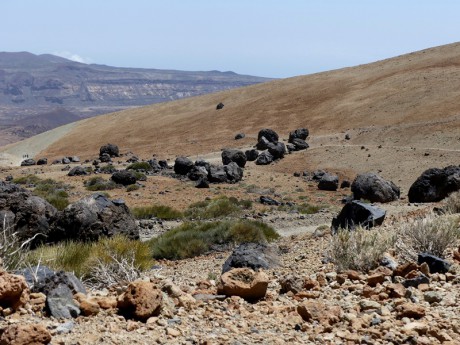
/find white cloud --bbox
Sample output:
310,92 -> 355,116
53,51 -> 92,64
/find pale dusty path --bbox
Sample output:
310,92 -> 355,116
0,122 -> 77,166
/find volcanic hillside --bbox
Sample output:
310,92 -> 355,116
2,42 -> 460,191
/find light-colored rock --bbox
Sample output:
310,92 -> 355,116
117,281 -> 163,321
297,300 -> 342,326
0,324 -> 51,345
217,268 -> 269,301
396,303 -> 425,319
0,270 -> 29,310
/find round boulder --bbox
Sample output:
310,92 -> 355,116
222,149 -> 247,168
117,281 -> 162,321
217,268 -> 269,301
255,151 -> 274,165
267,142 -> 286,160
318,174 -> 339,191
111,170 -> 137,186
258,129 -> 279,143
245,149 -> 259,162
174,157 -> 194,175
408,166 -> 460,203
351,173 -> 400,203
288,128 -> 309,142
99,143 -> 119,157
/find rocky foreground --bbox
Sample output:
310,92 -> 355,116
1,219 -> 460,345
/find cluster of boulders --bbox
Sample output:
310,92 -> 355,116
174,156 -> 243,188
0,181 -> 139,248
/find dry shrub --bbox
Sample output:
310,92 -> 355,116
395,213 -> 460,261
328,226 -> 395,272
445,191 -> 460,214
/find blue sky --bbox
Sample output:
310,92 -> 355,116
1,1 -> 459,78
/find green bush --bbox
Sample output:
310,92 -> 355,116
24,235 -> 154,285
85,176 -> 119,191
13,175 -> 70,210
127,162 -> 152,171
99,165 -> 117,173
126,184 -> 140,192
132,205 -> 183,220
149,219 -> 279,260
185,196 -> 251,220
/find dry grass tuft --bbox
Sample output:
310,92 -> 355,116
328,226 -> 395,272
395,213 -> 460,261
445,191 -> 460,214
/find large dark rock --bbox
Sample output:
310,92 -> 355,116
111,170 -> 137,186
245,149 -> 259,161
222,149 -> 247,168
408,166 -> 460,203
224,162 -> 243,183
208,165 -> 228,183
234,133 -> 245,140
222,243 -> 280,274
216,102 -> 224,110
99,143 -> 119,157
46,284 -> 80,319
195,178 -> 209,189
20,159 -> 36,166
318,174 -> 339,191
288,128 -> 309,142
36,158 -> 48,165
267,142 -> 286,160
260,196 -> 281,206
257,129 -> 279,143
174,157 -> 194,175
255,151 -> 274,165
351,173 -> 400,203
51,193 -> 139,243
31,270 -> 86,295
67,166 -> 89,177
418,253 -> 451,274
188,165 -> 208,181
99,153 -> 111,163
0,181 -> 57,247
256,136 -> 271,150
331,200 -> 386,232
290,138 -> 309,151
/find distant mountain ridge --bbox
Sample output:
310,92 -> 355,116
0,52 -> 271,145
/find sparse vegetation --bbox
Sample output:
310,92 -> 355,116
445,191 -> 460,214
99,164 -> 117,173
13,175 -> 70,210
127,162 -> 152,171
149,219 -> 279,260
85,176 -> 119,191
278,203 -> 323,214
126,184 -> 140,192
185,196 -> 252,220
328,226 -> 395,272
1,216 -> 32,271
132,204 -> 183,220
23,235 -> 154,287
395,214 -> 460,260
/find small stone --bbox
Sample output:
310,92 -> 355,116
423,291 -> 443,304
396,303 -> 425,319
166,327 -> 181,337
359,299 -> 381,312
367,273 -> 386,287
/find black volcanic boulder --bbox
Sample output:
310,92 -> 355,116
245,149 -> 259,161
20,159 -> 36,166
99,153 -> 111,163
37,158 -> 48,165
174,157 -> 194,175
208,165 -> 228,183
224,162 -> 243,183
267,142 -> 286,160
235,133 -> 245,140
216,102 -> 224,110
222,149 -> 247,168
68,166 -> 89,177
288,128 -> 309,142
99,143 -> 119,157
111,170 -> 137,186
418,253 -> 451,274
318,174 -> 339,191
222,243 -> 280,274
51,193 -> 139,243
255,151 -> 274,165
408,166 -> 460,203
0,181 -> 57,247
331,200 -> 386,233
258,129 -> 279,143
351,173 -> 400,203
256,136 -> 271,150
290,138 -> 309,151
188,165 -> 208,181
195,159 -> 211,172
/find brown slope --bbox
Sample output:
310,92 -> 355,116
5,42 -> 460,167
